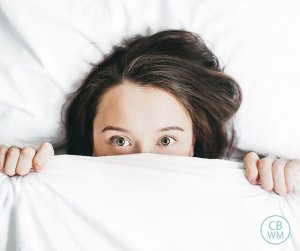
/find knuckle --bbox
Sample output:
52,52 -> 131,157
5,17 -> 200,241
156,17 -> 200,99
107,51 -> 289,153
244,151 -> 257,160
33,158 -> 42,168
42,142 -> 54,153
20,147 -> 36,157
7,148 -> 20,156
248,151 -> 257,157
271,163 -> 281,172
287,159 -> 300,170
258,160 -> 268,170
42,142 -> 51,148
0,147 -> 8,154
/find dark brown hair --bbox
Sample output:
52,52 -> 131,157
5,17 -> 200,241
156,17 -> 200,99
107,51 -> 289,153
62,29 -> 242,158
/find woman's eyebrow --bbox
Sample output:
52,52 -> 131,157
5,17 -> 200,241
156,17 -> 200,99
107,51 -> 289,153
101,126 -> 184,133
158,126 -> 184,132
101,126 -> 130,133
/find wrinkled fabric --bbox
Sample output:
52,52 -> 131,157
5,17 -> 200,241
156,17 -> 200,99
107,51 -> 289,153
0,153 -> 299,251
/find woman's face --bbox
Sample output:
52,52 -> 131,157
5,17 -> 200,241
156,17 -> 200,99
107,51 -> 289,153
93,81 -> 195,157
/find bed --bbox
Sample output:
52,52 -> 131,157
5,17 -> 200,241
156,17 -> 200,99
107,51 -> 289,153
1,0 -> 300,250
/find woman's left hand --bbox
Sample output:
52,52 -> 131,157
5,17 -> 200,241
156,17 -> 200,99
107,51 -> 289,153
243,152 -> 300,196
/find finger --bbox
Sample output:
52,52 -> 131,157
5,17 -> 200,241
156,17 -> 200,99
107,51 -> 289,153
257,154 -> 277,192
32,142 -> 54,171
16,147 -> 36,176
284,159 -> 300,193
4,147 -> 21,176
272,158 -> 289,196
243,152 -> 260,184
0,145 -> 9,173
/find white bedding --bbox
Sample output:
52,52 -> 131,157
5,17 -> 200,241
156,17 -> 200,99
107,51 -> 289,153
1,0 -> 300,159
0,153 -> 299,251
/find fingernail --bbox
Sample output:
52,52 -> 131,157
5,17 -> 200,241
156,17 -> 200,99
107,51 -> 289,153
36,165 -> 43,172
288,184 -> 294,193
249,178 -> 256,185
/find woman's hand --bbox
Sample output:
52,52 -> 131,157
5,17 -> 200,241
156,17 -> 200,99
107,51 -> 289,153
0,142 -> 54,176
243,152 -> 300,196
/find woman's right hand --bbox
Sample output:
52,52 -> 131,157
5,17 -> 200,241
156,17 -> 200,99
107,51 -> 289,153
0,142 -> 54,176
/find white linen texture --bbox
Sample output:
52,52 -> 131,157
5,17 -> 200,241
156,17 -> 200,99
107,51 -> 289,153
0,153 -> 299,251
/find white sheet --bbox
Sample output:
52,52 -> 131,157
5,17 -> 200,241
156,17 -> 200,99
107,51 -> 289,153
0,153 -> 299,251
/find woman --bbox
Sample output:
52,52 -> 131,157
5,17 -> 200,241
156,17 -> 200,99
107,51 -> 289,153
0,29 -> 298,196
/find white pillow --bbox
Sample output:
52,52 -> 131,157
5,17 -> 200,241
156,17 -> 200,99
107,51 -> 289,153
1,0 -> 299,159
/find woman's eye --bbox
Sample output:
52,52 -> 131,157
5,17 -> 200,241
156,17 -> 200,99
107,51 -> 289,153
158,136 -> 177,146
110,136 -> 130,147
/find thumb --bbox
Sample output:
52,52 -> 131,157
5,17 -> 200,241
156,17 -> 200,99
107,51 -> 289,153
33,142 -> 55,171
243,152 -> 260,185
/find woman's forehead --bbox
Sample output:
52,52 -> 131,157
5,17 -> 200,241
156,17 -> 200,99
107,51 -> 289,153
94,81 -> 192,128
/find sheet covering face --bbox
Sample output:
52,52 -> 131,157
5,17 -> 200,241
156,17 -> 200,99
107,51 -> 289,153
0,153 -> 299,251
